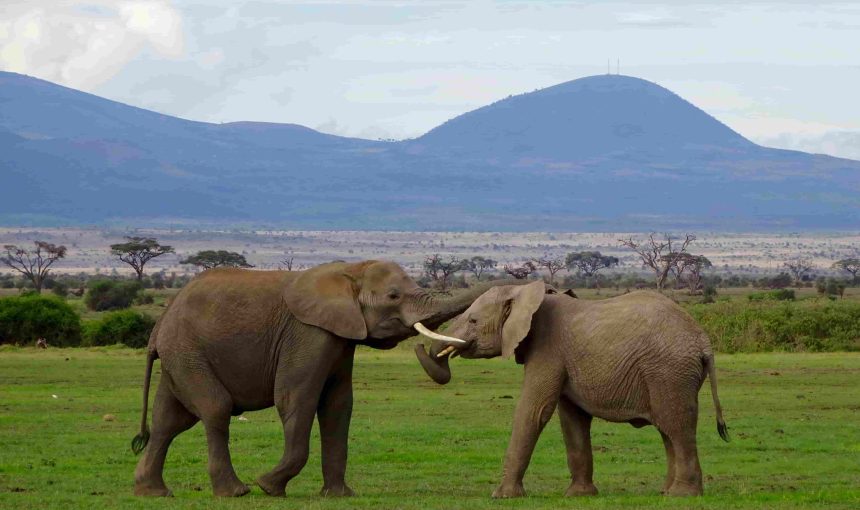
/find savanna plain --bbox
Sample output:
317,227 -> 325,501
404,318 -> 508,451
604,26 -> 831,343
1,346 -> 859,509
1,229 -> 859,509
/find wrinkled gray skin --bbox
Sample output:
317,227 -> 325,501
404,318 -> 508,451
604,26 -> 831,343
133,260 -> 518,498
416,282 -> 728,498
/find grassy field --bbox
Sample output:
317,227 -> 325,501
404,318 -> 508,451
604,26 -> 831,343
1,347 -> 858,509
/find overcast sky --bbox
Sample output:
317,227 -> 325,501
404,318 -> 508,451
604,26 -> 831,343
2,1 -> 859,158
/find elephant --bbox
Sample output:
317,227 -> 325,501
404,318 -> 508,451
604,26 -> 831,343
415,281 -> 729,498
132,260 -> 520,498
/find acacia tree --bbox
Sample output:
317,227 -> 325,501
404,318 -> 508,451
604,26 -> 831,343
503,261 -> 537,280
783,257 -> 813,285
565,251 -> 619,290
465,256 -> 497,280
110,237 -> 174,281
1,241 -> 67,293
833,258 -> 860,284
532,255 -> 566,285
619,233 -> 696,290
423,254 -> 466,290
181,250 -> 253,270
674,253 -> 712,294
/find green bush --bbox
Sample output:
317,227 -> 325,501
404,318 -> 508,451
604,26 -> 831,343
687,299 -> 860,352
0,294 -> 82,346
748,289 -> 795,301
85,280 -> 142,311
83,310 -> 155,348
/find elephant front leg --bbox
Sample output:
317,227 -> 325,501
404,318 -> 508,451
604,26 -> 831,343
493,367 -> 563,499
256,389 -> 320,497
558,397 -> 598,497
317,350 -> 355,497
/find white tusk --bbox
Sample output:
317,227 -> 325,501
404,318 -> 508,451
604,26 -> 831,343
413,322 -> 468,345
437,346 -> 457,358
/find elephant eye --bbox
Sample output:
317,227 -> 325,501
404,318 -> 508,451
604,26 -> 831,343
387,292 -> 399,300
468,317 -> 477,325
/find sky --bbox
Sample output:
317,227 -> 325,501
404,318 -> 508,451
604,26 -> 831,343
1,0 -> 859,159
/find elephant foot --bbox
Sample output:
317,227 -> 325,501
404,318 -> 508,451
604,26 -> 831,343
665,481 -> 702,497
133,482 -> 173,497
256,475 -> 286,497
320,484 -> 355,497
492,482 -> 526,499
565,482 -> 598,497
212,480 -> 251,497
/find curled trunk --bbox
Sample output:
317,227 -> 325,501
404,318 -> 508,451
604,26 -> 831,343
412,279 -> 529,384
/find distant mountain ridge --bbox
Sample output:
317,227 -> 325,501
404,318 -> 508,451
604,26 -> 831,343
1,71 -> 858,230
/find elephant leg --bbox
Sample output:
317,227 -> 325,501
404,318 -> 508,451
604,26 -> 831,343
257,338 -> 340,497
256,388 -> 320,496
558,397 -> 597,497
171,362 -> 249,497
659,430 -> 676,494
653,393 -> 702,496
492,366 -> 563,499
317,346 -> 355,497
134,373 -> 198,497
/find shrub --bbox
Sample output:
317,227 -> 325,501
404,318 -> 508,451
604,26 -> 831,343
748,289 -> 795,302
0,294 -> 82,346
50,281 -> 69,298
83,310 -> 155,348
687,299 -> 860,352
85,280 -> 141,311
702,284 -> 718,304
134,292 -> 155,305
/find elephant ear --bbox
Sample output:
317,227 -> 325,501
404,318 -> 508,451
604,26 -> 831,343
501,281 -> 546,359
284,262 -> 369,340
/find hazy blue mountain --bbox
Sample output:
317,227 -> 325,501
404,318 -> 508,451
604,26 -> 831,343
1,71 -> 858,230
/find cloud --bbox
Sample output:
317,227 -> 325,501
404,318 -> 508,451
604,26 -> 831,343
0,1 -> 184,89
760,130 -> 860,161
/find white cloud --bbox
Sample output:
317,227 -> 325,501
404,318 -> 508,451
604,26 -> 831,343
0,1 -> 184,89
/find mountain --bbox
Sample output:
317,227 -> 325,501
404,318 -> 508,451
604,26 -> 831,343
1,71 -> 858,230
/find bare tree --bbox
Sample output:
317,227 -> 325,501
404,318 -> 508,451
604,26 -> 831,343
619,233 -> 696,290
464,256 -> 497,280
423,254 -> 466,291
1,241 -> 67,293
783,257 -> 813,285
280,255 -> 295,271
532,255 -> 566,285
833,258 -> 860,284
110,237 -> 174,281
503,261 -> 536,280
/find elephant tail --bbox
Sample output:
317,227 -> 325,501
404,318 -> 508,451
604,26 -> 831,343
704,353 -> 730,442
131,349 -> 157,455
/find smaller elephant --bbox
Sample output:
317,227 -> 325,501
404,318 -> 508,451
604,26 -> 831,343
416,281 -> 728,498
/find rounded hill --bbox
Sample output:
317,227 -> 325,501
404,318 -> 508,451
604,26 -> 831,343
413,75 -> 756,160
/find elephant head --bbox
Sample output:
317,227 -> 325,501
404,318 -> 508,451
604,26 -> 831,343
415,280 -> 546,383
285,260 -> 513,349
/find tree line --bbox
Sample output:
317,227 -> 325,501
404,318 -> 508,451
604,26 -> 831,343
2,233 -> 858,296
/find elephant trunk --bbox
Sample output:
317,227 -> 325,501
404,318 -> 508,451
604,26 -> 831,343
414,342 -> 452,385
411,280 -> 520,385
405,280 -> 507,330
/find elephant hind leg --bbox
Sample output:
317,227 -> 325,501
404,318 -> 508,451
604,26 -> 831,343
134,373 -> 198,497
659,430 -> 676,495
170,362 -> 250,497
652,392 -> 702,496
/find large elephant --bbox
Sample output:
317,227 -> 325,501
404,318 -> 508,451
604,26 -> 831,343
132,260 -> 516,498
416,282 -> 729,498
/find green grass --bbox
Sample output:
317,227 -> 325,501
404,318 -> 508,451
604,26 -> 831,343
1,347 -> 859,509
